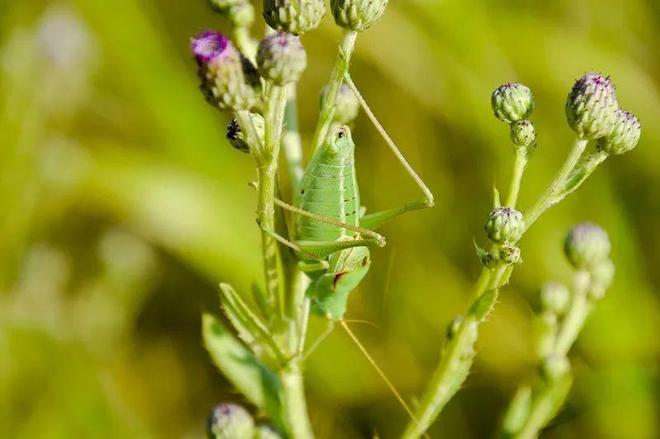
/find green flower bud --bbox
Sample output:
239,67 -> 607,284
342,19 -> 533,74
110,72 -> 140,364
208,0 -> 255,28
564,222 -> 611,270
565,72 -> 619,140
510,119 -> 536,153
255,425 -> 282,439
226,113 -> 265,153
257,32 -> 306,85
192,31 -> 260,112
539,282 -> 570,315
499,244 -> 522,265
485,207 -> 524,244
534,312 -> 558,359
597,109 -> 641,155
541,354 -> 570,382
320,83 -> 360,124
589,258 -> 615,301
491,83 -> 534,124
207,403 -> 254,439
263,0 -> 325,35
331,0 -> 389,32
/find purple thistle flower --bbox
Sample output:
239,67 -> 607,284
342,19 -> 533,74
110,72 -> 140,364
191,30 -> 230,63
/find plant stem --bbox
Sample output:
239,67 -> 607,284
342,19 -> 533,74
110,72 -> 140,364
280,361 -> 315,439
282,84 -> 304,190
554,271 -> 591,356
257,85 -> 288,317
311,30 -> 358,152
402,270 -> 503,439
513,374 -> 573,439
259,83 -> 315,438
505,152 -> 528,207
524,138 -> 588,231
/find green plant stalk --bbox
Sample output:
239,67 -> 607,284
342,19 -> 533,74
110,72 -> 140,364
311,30 -> 358,152
402,137 -> 596,438
280,361 -> 314,439
282,84 -> 304,189
513,374 -> 573,439
503,269 -> 599,438
258,85 -> 288,318
258,84 -> 315,437
523,138 -> 588,231
554,271 -> 591,356
505,152 -> 528,207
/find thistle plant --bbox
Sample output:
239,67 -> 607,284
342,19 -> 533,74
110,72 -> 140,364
500,224 -> 615,439
188,0 -> 640,436
192,0 -> 433,437
401,76 -> 640,438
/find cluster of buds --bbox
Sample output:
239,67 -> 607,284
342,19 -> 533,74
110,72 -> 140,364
491,83 -> 536,157
566,72 -> 641,153
191,28 -> 308,112
207,403 -> 281,439
533,224 -> 614,386
477,207 -> 524,268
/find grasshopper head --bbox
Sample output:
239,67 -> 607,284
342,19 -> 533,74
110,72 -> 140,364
324,125 -> 355,159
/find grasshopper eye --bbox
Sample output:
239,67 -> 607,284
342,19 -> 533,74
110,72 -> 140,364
337,130 -> 345,139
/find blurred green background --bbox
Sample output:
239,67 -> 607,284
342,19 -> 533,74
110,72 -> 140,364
1,0 -> 658,437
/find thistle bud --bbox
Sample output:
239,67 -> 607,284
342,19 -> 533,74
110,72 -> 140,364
207,403 -> 254,439
331,0 -> 389,32
226,113 -> 265,153
499,244 -> 522,265
510,120 -> 536,153
565,72 -> 619,140
257,32 -> 306,85
208,0 -> 255,28
589,258 -> 615,301
263,0 -> 325,35
321,83 -> 360,124
491,83 -> 534,124
534,312 -> 558,359
484,207 -> 524,244
539,282 -> 570,315
255,425 -> 282,439
541,354 -> 570,382
597,109 -> 641,155
564,223 -> 611,270
192,31 -> 260,111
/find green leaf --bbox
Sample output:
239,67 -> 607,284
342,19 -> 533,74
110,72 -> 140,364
202,314 -> 282,419
219,283 -> 284,363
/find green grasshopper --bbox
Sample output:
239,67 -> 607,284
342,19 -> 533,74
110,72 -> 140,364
263,75 -> 434,419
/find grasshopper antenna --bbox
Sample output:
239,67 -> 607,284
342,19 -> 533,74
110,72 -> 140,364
339,320 -> 420,426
